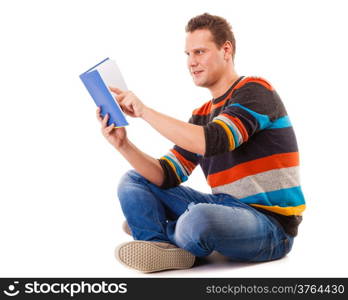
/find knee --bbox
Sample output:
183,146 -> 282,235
175,203 -> 258,242
117,169 -> 146,202
117,169 -> 143,191
173,203 -> 219,256
175,203 -> 217,243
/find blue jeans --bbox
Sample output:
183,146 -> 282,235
117,170 -> 294,262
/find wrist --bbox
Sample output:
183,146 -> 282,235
114,138 -> 130,152
141,105 -> 151,120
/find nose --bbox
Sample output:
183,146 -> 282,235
188,55 -> 198,68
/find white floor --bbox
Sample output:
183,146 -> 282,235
1,172 -> 347,278
1,204 -> 347,278
106,227 -> 346,278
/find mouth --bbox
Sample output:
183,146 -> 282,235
192,70 -> 204,76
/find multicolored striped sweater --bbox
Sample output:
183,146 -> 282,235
158,76 -> 305,236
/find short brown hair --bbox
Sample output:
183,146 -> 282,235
185,13 -> 236,61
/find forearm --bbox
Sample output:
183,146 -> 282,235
142,107 -> 205,155
116,139 -> 164,186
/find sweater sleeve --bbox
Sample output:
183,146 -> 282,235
204,79 -> 287,157
157,117 -> 200,189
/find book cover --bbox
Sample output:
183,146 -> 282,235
80,58 -> 129,127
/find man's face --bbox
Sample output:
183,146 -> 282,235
185,29 -> 227,88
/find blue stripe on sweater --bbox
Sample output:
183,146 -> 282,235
164,155 -> 188,182
228,104 -> 292,130
239,186 -> 305,207
268,116 -> 292,129
224,122 -> 240,147
229,103 -> 271,130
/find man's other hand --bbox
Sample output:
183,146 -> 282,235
96,107 -> 128,150
109,86 -> 147,118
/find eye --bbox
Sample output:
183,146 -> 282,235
196,49 -> 205,55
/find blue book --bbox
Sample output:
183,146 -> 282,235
80,58 -> 129,127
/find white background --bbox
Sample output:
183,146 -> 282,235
0,0 -> 347,277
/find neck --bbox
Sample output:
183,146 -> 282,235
209,67 -> 239,99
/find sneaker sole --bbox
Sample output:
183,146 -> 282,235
115,241 -> 195,273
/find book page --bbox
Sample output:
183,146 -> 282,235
95,59 -> 128,92
90,58 -> 128,116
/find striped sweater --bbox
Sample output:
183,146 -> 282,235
158,76 -> 305,236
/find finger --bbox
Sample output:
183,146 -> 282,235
122,99 -> 135,113
109,86 -> 124,95
102,113 -> 109,127
119,97 -> 132,110
122,106 -> 134,116
105,123 -> 115,133
115,95 -> 124,103
118,102 -> 129,113
96,107 -> 102,121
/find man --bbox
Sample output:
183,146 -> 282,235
96,13 -> 306,273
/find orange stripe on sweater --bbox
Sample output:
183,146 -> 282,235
250,204 -> 306,216
213,119 -> 235,150
193,78 -> 247,116
207,152 -> 299,187
234,76 -> 274,91
220,113 -> 248,142
162,157 -> 181,182
230,116 -> 249,142
171,149 -> 196,173
192,100 -> 212,116
192,77 -> 274,116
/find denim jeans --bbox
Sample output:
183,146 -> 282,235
117,169 -> 294,262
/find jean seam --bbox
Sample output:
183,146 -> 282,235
123,171 -> 170,242
250,237 -> 286,262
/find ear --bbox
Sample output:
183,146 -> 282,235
223,41 -> 233,60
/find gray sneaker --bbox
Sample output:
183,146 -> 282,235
115,241 -> 195,273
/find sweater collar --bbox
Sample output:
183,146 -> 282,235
212,76 -> 245,104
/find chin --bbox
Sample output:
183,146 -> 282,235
193,78 -> 207,87
195,81 -> 209,88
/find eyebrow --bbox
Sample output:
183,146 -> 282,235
184,47 -> 207,54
